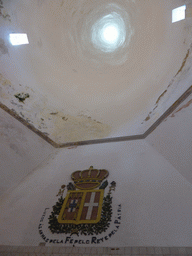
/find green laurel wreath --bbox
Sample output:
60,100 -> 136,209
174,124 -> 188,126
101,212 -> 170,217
48,193 -> 113,235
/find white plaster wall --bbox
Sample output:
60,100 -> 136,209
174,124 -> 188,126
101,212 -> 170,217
0,108 -> 56,198
1,140 -> 192,246
146,94 -> 192,185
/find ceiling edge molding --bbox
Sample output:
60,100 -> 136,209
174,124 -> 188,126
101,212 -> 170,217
0,102 -> 59,148
0,85 -> 192,148
144,85 -> 192,138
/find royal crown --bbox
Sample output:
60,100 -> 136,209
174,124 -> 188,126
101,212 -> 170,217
71,166 -> 109,190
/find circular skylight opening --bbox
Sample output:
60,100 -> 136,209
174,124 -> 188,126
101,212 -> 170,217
91,12 -> 126,53
102,25 -> 119,44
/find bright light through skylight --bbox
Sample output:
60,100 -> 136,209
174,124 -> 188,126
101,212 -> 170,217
91,12 -> 126,53
102,25 -> 119,44
9,33 -> 29,46
172,5 -> 186,23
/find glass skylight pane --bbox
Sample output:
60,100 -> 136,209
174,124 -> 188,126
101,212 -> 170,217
9,33 -> 29,46
172,5 -> 186,23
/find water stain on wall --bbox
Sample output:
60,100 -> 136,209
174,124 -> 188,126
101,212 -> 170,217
14,93 -> 30,103
1,70 -> 111,145
42,111 -> 111,144
0,73 -> 11,87
142,45 -> 192,124
0,0 -> 11,21
155,90 -> 167,105
174,48 -> 190,77
9,143 -> 23,157
0,38 -> 8,55
0,73 -> 13,100
170,98 -> 192,118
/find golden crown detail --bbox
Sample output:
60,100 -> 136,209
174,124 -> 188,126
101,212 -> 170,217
71,166 -> 109,190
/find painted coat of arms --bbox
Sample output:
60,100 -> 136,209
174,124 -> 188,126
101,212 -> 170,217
48,166 -> 116,236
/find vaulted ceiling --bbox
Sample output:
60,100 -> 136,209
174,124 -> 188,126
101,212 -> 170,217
0,0 -> 191,146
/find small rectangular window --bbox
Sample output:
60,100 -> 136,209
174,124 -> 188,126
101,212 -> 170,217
172,5 -> 186,23
9,33 -> 29,46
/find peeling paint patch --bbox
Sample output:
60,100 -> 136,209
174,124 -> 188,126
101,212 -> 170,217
0,73 -> 11,87
43,132 -> 49,136
0,102 -> 58,147
142,46 -> 192,124
170,99 -> 192,117
167,78 -> 174,88
143,89 -> 168,123
10,100 -> 23,109
174,48 -> 190,77
0,73 -> 14,100
40,111 -> 111,144
67,145 -> 77,149
153,106 -> 157,111
50,112 -> 58,115
144,115 -> 150,122
0,73 -> 110,144
155,90 -> 167,105
0,38 -> 8,55
62,116 -> 68,121
14,93 -> 30,103
19,112 -> 25,118
0,0 -> 11,21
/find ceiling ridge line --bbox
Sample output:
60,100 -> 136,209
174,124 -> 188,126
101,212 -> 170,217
0,102 -> 59,148
144,85 -> 192,138
0,85 -> 191,148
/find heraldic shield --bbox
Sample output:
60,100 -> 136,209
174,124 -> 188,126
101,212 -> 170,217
48,166 -> 117,235
58,189 -> 104,224
57,166 -> 109,224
